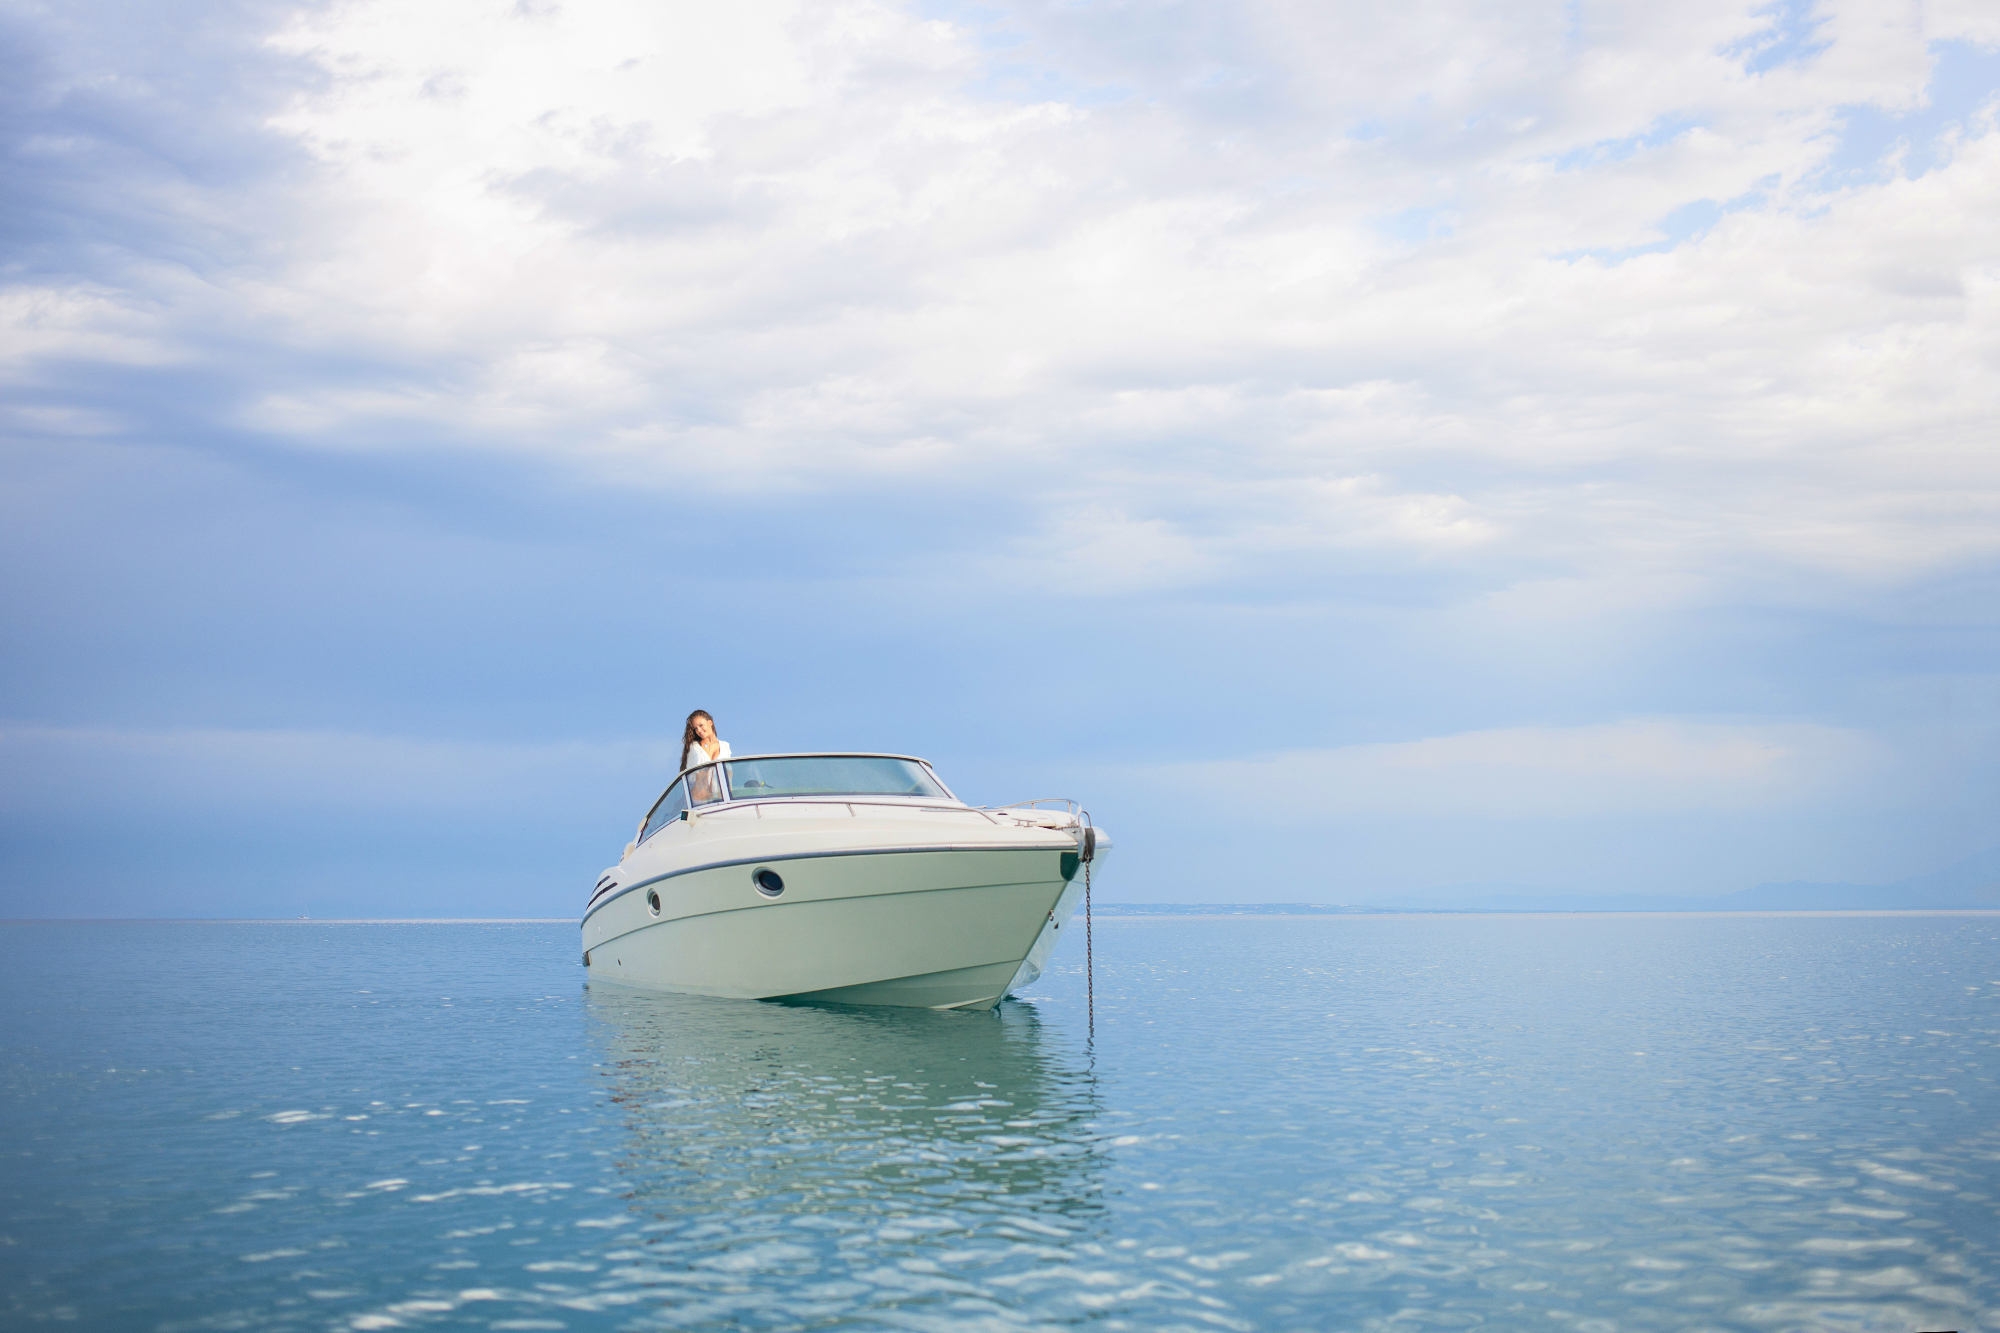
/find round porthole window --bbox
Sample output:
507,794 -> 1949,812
646,889 -> 661,916
753,868 -> 785,898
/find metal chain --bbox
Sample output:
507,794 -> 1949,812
1082,814 -> 1094,1043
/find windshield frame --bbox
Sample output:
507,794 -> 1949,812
637,774 -> 692,843
674,753 -> 960,809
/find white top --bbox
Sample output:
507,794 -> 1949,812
681,738 -> 732,772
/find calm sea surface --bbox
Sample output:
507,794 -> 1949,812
2,914 -> 1997,1333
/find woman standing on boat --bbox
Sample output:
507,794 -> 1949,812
681,710 -> 730,802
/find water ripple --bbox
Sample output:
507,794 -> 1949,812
3,916 -> 1998,1331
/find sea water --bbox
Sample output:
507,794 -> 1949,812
2,914 -> 1996,1332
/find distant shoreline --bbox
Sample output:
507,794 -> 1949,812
1089,906 -> 2000,919
0,918 -> 576,924
3,909 -> 1997,923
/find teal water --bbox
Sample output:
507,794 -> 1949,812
2,915 -> 1996,1332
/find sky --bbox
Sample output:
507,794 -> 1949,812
2,0 -> 1996,918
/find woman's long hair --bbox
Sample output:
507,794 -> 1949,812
680,710 -> 715,772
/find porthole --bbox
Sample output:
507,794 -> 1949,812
753,868 -> 785,898
646,889 -> 661,916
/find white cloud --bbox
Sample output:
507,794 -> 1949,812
5,0 -> 1997,608
0,722 -> 672,817
1123,720 -> 1887,820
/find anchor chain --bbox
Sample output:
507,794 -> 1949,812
1079,814 -> 1095,1042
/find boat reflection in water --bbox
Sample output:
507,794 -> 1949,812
585,988 -> 1105,1329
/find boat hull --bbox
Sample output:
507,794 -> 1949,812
1004,873 -> 1091,994
584,847 -> 1071,1010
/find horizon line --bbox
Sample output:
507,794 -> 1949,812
4,908 -> 1998,924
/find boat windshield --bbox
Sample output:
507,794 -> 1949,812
639,776 -> 691,841
721,756 -> 948,801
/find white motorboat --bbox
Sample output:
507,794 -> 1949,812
581,754 -> 1109,1010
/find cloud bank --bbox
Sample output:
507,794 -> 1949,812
2,0 -> 1996,911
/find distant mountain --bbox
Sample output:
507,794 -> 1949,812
1373,887 -> 1720,912
1719,844 -> 2000,911
1096,846 -> 2000,914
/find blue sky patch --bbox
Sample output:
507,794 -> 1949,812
1551,114 -> 1703,173
1731,0 -> 1831,75
1376,203 -> 1460,243
1554,191 -> 1764,265
1813,40 -> 2000,189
